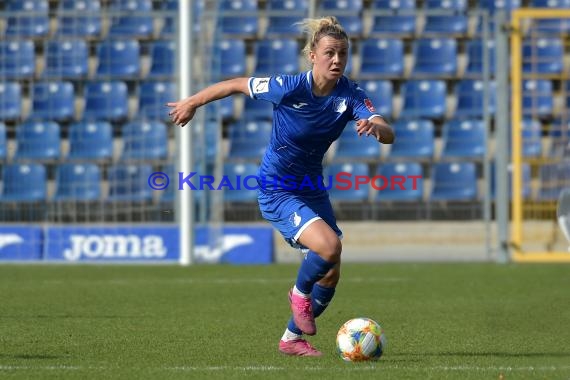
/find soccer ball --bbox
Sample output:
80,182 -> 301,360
336,317 -> 386,362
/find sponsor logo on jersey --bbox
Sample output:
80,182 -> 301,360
252,77 -> 270,94
364,98 -> 376,113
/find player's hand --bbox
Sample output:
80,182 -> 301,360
356,117 -> 394,144
166,98 -> 197,127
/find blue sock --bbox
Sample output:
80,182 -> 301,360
295,250 -> 336,294
287,317 -> 303,335
311,283 -> 336,318
286,283 -> 336,335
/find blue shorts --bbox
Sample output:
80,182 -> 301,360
257,189 -> 342,251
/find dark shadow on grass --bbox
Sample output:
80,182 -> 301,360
0,354 -> 63,360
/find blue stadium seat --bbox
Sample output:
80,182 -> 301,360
108,0 -> 153,38
206,96 -> 235,122
431,162 -> 478,201
30,82 -> 75,123
147,40 -> 175,79
475,0 -> 521,34
359,80 -> 393,119
0,123 -> 6,161
359,38 -> 404,78
370,0 -> 416,36
161,0 -> 204,35
193,119 -> 221,164
218,0 -> 259,37
400,80 -> 447,120
440,119 -> 486,159
266,0 -> 308,38
478,0 -> 521,12
530,0 -> 570,35
333,122 -> 381,161
14,121 -> 61,161
538,162 -> 569,200
0,82 -> 22,122
0,40 -> 35,80
43,40 -> 89,80
96,40 -> 141,79
375,162 -> 424,201
107,164 -> 153,202
156,163 -> 206,205
57,0 -> 102,37
138,81 -> 176,122
454,79 -> 496,119
214,39 -> 247,79
490,162 -> 531,200
465,39 -> 496,77
1,163 -> 47,201
318,0 -> 364,36
54,163 -> 102,201
411,38 -> 458,78
156,163 -> 208,204
548,120 -> 570,157
228,119 -> 272,160
243,97 -> 274,121
5,0 -> 49,38
522,79 -> 554,119
253,39 -> 299,76
83,81 -> 129,122
388,119 -> 434,160
325,162 -> 370,201
423,0 -> 468,36
222,162 -> 260,202
521,118 -> 543,158
523,38 -> 564,75
121,120 -> 169,161
68,121 -> 113,161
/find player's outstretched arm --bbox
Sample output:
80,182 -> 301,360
167,77 -> 250,127
355,116 -> 394,144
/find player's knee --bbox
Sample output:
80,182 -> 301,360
320,237 -> 342,263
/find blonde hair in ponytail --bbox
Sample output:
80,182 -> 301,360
296,16 -> 348,62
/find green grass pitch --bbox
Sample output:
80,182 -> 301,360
0,263 -> 569,379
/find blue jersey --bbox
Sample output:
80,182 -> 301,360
247,71 -> 381,194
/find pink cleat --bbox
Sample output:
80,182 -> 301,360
279,339 -> 322,357
288,289 -> 316,335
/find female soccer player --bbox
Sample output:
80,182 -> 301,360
168,16 -> 394,357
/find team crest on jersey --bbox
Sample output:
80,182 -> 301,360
364,98 -> 376,113
252,77 -> 270,94
290,212 -> 302,227
334,98 -> 347,113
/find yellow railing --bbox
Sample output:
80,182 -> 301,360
510,9 -> 570,262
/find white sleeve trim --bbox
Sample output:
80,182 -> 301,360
247,77 -> 254,98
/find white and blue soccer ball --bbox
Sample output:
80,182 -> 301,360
336,317 -> 386,362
